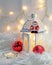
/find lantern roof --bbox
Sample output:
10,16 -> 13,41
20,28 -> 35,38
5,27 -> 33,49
21,13 -> 46,33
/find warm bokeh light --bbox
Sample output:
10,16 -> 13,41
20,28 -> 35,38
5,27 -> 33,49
30,34 -> 35,52
38,0 -> 45,3
19,19 -> 25,25
38,4 -> 45,9
9,11 -> 14,15
22,5 -> 28,11
17,24 -> 22,31
44,25 -> 49,34
39,5 -> 44,8
7,25 -> 11,31
48,15 -> 52,21
24,37 -> 29,52
33,36 -> 35,41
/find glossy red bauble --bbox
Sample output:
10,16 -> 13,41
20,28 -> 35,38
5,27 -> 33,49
30,25 -> 34,30
33,45 -> 45,54
35,25 -> 39,31
12,40 -> 23,52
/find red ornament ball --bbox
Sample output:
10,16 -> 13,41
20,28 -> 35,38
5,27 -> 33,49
35,25 -> 39,31
33,45 -> 45,54
30,25 -> 34,30
12,40 -> 23,52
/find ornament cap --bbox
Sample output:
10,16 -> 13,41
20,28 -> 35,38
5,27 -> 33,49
31,13 -> 35,20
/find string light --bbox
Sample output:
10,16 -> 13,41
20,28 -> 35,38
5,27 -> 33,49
19,19 -> 25,25
38,4 -> 45,9
38,0 -> 45,3
22,5 -> 28,11
7,25 -> 11,31
36,0 -> 46,10
48,15 -> 52,21
9,11 -> 14,15
0,0 -> 51,33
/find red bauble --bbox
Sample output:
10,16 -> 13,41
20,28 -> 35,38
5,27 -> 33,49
33,45 -> 45,54
30,25 -> 34,30
35,25 -> 39,31
12,40 -> 23,52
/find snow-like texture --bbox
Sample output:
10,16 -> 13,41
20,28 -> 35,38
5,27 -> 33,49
28,52 -> 52,65
0,32 -> 52,65
0,52 -> 52,65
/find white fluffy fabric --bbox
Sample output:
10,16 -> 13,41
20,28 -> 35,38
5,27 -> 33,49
0,32 -> 52,65
0,51 -> 52,65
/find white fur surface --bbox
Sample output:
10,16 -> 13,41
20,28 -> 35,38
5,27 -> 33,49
0,32 -> 52,65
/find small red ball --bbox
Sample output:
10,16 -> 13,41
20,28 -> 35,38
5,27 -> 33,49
12,40 -> 23,52
33,45 -> 45,54
35,25 -> 39,31
30,25 -> 34,30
